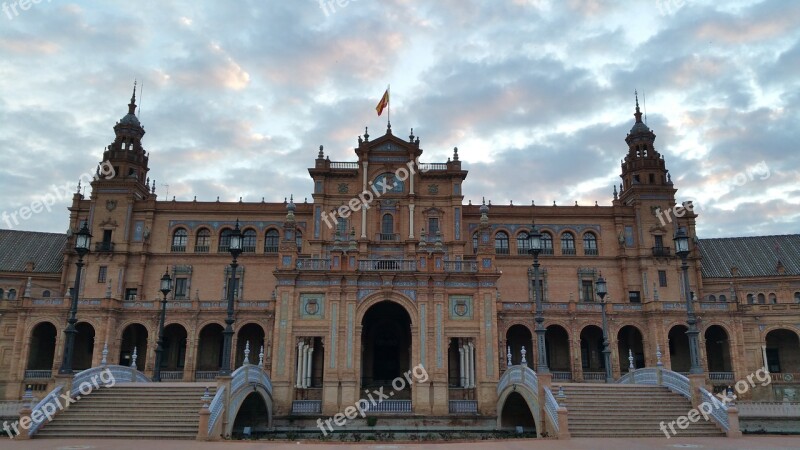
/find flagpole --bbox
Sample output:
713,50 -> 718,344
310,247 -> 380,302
387,84 -> 391,131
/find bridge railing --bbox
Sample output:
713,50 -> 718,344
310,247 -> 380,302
27,386 -> 63,435
543,386 -> 560,433
207,385 -> 226,436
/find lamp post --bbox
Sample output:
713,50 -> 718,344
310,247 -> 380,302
528,222 -> 549,374
596,275 -> 614,382
59,221 -> 92,375
674,227 -> 703,375
220,220 -> 243,375
153,268 -> 173,381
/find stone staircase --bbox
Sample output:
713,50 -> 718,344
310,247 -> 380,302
554,383 -> 725,437
36,382 -> 214,439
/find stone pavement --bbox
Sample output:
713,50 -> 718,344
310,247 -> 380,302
5,437 -> 800,450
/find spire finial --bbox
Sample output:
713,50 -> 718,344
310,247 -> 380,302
364,126 -> 369,141
635,89 -> 639,110
318,145 -> 324,159
127,80 -> 138,115
453,147 -> 459,161
409,128 -> 415,142
633,89 -> 643,124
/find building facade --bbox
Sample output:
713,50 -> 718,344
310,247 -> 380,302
1,89 -> 798,421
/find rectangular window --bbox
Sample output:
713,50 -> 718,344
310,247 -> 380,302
125,288 -> 137,300
628,291 -> 641,303
654,235 -> 664,248
428,218 -> 439,236
174,278 -> 188,299
658,270 -> 668,287
98,266 -> 107,283
581,280 -> 594,302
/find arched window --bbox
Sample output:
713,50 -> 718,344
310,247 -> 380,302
708,295 -> 716,302
517,232 -> 530,255
8,289 -> 16,300
561,232 -> 576,255
264,229 -> 279,253
218,229 -> 232,252
719,294 -> 727,302
171,228 -> 188,252
495,231 -> 509,255
541,232 -> 554,255
195,228 -> 211,252
381,214 -> 394,240
373,173 -> 404,193
747,293 -> 754,304
472,232 -> 479,254
583,232 -> 598,256
296,230 -> 303,252
769,293 -> 777,304
42,290 -> 51,298
757,293 -> 766,304
242,229 -> 257,253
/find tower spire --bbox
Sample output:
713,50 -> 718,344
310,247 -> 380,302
634,90 -> 643,124
128,80 -> 138,115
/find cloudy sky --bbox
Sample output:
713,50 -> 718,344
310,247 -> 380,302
1,0 -> 798,238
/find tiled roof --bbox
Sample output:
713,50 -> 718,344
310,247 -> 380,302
0,229 -> 67,274
698,234 -> 800,278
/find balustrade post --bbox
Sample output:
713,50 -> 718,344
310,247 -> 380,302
726,404 -> 742,438
197,388 -> 211,441
15,387 -> 33,440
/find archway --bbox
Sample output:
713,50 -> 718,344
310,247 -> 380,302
506,324 -> 533,368
546,325 -> 571,375
668,325 -> 691,373
580,325 -> 605,379
235,323 -> 265,368
499,391 -> 536,432
231,392 -> 270,438
27,322 -> 57,373
73,322 -> 95,371
197,324 -> 224,372
704,325 -> 732,373
765,329 -> 800,373
163,324 -> 188,372
360,301 -> 411,397
617,325 -> 645,372
119,324 -> 148,369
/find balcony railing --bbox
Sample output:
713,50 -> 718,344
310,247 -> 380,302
367,399 -> 411,413
443,261 -> 478,273
218,246 -> 230,253
709,372 -> 734,382
561,248 -> 576,255
194,245 -> 210,253
195,370 -> 218,381
449,400 -> 478,414
264,246 -> 279,253
583,371 -> 606,382
161,371 -> 184,381
552,371 -> 572,381
291,400 -> 322,414
24,370 -> 52,380
517,247 -> 531,255
418,163 -> 447,171
296,258 -> 330,271
242,246 -> 256,253
495,247 -> 509,255
652,246 -> 672,257
330,161 -> 359,169
171,245 -> 186,252
584,248 -> 598,256
95,242 -> 114,252
771,372 -> 800,383
377,233 -> 399,242
541,248 -> 554,255
359,259 -> 417,272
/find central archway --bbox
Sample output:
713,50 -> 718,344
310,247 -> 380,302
360,300 -> 412,398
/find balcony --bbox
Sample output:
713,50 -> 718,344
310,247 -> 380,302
377,233 -> 399,242
242,246 -> 256,253
161,371 -> 184,381
171,245 -> 186,252
95,242 -> 114,252
195,370 -> 218,381
359,259 -> 417,272
517,247 -> 531,255
709,372 -> 734,383
561,248 -> 576,256
368,399 -> 411,413
495,247 -> 509,255
330,161 -> 359,169
264,246 -> 279,254
584,248 -> 598,256
296,258 -> 330,271
541,248 -> 554,255
194,245 -> 210,253
449,400 -> 478,414
552,371 -> 573,381
652,246 -> 672,257
444,261 -> 478,273
291,400 -> 322,414
24,370 -> 52,380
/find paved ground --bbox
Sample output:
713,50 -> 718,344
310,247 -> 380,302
5,437 -> 800,450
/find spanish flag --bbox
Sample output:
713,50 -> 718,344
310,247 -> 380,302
375,88 -> 389,116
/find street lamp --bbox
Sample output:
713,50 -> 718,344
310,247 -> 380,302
153,268 -> 173,381
596,275 -> 613,382
528,222 -> 549,374
220,220 -> 243,375
674,227 -> 703,374
59,221 -> 92,375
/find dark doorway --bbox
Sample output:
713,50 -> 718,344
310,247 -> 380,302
361,301 -> 411,395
